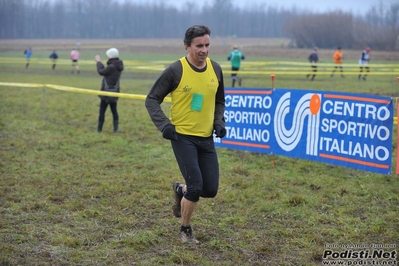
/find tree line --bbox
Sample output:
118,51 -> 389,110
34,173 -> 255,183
1,0 -> 398,50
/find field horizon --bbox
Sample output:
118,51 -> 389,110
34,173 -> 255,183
1,38 -> 399,62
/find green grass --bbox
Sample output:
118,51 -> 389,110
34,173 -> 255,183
1,48 -> 399,266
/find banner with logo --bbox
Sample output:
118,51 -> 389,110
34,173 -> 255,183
214,88 -> 393,174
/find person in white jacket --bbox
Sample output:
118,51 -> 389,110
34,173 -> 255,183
358,47 -> 371,81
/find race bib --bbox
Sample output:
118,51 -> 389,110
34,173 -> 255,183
190,93 -> 204,112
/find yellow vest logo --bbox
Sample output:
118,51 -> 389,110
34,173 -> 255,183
183,85 -> 192,92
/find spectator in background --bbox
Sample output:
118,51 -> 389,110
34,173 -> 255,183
358,47 -> 371,81
70,48 -> 80,74
95,48 -> 124,133
145,25 -> 226,245
49,50 -> 59,70
227,45 -> 245,87
306,47 -> 318,81
331,47 -> 344,78
24,47 -> 32,69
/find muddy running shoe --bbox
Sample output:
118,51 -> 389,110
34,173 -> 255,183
179,227 -> 200,244
238,78 -> 242,86
172,181 -> 183,218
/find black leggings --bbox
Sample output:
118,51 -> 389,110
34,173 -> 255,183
359,66 -> 370,74
332,66 -> 343,72
171,134 -> 219,202
231,66 -> 239,78
98,99 -> 118,123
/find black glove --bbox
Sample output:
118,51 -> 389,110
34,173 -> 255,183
162,124 -> 178,141
214,124 -> 226,138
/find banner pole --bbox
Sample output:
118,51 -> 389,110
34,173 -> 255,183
270,74 -> 276,171
396,101 -> 399,175
396,77 -> 399,174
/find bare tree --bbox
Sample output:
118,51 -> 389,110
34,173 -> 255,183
284,11 -> 354,49
1,0 -> 397,51
351,2 -> 399,50
0,0 -> 27,38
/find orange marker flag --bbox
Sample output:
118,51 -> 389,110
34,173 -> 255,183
270,74 -> 275,89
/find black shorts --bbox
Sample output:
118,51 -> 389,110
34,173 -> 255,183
171,134 -> 219,201
231,66 -> 239,77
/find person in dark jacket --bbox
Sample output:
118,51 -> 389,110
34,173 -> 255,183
95,48 -> 124,133
306,47 -> 319,81
49,50 -> 58,70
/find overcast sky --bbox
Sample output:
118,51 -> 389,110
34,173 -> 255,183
134,0 -> 395,15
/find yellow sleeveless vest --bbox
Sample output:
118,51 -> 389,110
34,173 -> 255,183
170,57 -> 219,137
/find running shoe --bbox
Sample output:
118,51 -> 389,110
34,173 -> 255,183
179,227 -> 200,244
172,181 -> 183,218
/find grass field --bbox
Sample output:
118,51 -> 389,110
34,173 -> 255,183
1,39 -> 399,266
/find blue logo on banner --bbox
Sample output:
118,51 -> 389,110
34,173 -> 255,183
215,88 -> 393,174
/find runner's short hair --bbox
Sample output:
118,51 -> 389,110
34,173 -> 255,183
184,25 -> 211,46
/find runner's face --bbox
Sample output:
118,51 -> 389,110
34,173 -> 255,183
186,35 -> 210,67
